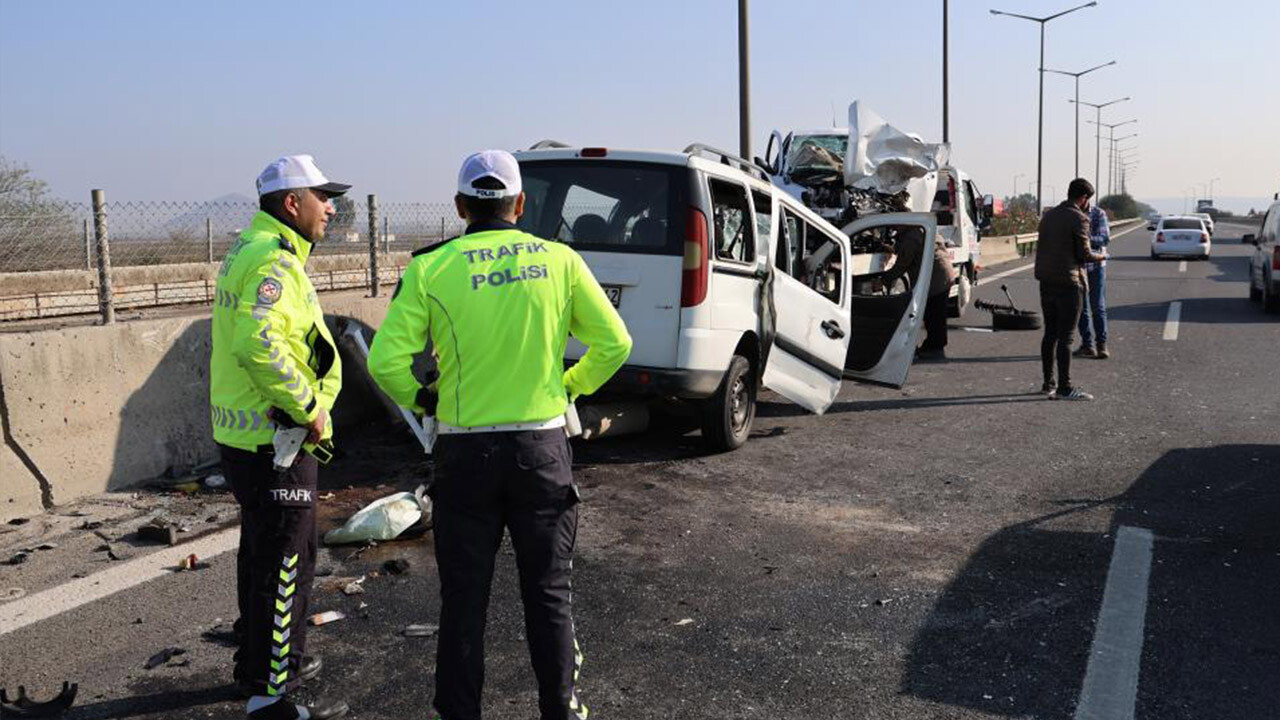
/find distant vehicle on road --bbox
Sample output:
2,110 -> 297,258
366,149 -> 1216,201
1152,216 -> 1211,260
1192,212 -> 1216,236
1147,212 -> 1160,230
1244,199 -> 1280,313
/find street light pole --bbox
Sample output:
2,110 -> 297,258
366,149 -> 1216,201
943,0 -> 950,143
1071,96 -> 1129,192
1087,118 -> 1136,197
1045,60 -> 1115,177
738,0 -> 751,160
991,2 -> 1098,214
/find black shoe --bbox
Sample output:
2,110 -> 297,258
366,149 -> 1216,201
236,656 -> 322,698
916,348 -> 947,362
1073,345 -> 1098,358
246,695 -> 349,719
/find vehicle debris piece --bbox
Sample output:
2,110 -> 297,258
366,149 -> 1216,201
136,520 -> 178,546
322,485 -> 431,545
143,647 -> 187,670
0,681 -> 79,718
674,618 -> 694,627
341,582 -> 365,596
309,611 -> 346,626
175,554 -> 204,571
383,559 -> 411,575
403,624 -> 438,637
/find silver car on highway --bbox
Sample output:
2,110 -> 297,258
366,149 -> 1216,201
1245,197 -> 1280,313
1151,216 -> 1211,260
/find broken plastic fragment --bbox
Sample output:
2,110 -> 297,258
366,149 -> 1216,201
309,611 -> 346,626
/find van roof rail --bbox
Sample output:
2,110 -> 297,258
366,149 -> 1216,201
683,143 -> 769,181
529,139 -> 572,150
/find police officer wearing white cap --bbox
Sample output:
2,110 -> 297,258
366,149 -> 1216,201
210,155 -> 351,719
368,150 -> 631,720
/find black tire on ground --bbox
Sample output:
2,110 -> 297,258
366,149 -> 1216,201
992,309 -> 1042,331
1150,251 -> 1158,260
700,354 -> 755,452
1248,278 -> 1262,302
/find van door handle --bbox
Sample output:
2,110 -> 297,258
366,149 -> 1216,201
821,320 -> 845,340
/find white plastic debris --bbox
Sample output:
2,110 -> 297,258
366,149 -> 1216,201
322,485 -> 431,545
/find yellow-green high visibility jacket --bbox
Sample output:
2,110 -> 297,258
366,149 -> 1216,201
209,211 -> 342,450
367,220 -> 631,427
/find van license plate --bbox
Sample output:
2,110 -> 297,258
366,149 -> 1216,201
603,285 -> 622,307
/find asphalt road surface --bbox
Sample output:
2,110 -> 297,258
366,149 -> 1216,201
1,220 -> 1276,720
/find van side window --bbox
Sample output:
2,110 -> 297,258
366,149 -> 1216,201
963,181 -> 979,225
799,220 -> 844,304
777,209 -> 803,275
709,179 -> 755,264
751,190 -> 773,260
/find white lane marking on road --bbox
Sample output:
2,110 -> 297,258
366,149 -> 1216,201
0,527 -> 239,636
960,327 -> 994,333
1074,525 -> 1154,720
1178,260 -> 1187,273
1163,301 -> 1182,341
980,222 -> 1145,284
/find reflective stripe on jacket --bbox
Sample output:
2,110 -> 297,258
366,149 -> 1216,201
367,221 -> 631,428
209,211 -> 342,450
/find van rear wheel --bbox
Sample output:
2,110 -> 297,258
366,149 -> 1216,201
700,355 -> 754,452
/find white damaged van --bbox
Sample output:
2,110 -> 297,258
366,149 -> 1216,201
513,142 -> 934,451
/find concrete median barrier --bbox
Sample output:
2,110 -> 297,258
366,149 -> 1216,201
0,290 -> 392,520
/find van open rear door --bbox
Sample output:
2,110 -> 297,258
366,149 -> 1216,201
842,212 -> 938,387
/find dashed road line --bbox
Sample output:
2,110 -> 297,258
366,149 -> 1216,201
1179,260 -> 1187,273
0,527 -> 239,636
1163,301 -> 1182,341
1073,525 -> 1154,720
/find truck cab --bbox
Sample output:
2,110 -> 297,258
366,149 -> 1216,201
762,120 -> 993,318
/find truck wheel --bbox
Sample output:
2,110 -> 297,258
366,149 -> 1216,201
700,355 -> 755,452
1264,281 -> 1280,314
948,270 -> 972,318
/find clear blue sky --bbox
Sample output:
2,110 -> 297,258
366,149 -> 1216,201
1,0 -> 1277,214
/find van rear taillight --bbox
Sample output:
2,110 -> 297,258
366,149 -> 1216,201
681,207 -> 709,307
1201,232 -> 1210,243
580,148 -> 608,157
1272,246 -> 1280,271
1156,232 -> 1164,243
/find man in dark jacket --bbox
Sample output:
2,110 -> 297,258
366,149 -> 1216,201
1035,178 -> 1108,400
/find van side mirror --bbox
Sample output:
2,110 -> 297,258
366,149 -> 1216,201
1242,234 -> 1257,245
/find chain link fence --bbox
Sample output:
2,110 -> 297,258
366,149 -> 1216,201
0,195 -> 469,322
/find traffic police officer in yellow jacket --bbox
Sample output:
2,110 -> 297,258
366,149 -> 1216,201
368,150 -> 631,720
211,155 -> 350,720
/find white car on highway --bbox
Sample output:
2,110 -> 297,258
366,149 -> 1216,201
1151,216 -> 1211,260
1192,212 -> 1216,236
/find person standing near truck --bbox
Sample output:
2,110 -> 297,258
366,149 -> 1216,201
367,149 -> 631,720
881,226 -> 953,361
1075,203 -> 1112,359
210,155 -> 350,719
1035,178 -> 1108,400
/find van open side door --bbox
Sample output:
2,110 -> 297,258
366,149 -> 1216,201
841,212 -> 938,387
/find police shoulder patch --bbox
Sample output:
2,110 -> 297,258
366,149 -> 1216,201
256,277 -> 283,305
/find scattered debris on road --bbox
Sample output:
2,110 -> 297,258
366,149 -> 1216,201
5,552 -> 28,566
341,581 -> 366,596
323,485 -> 431,545
175,554 -> 205,572
674,618 -> 694,627
383,559 -> 411,575
143,647 -> 187,670
309,611 -> 346,626
0,681 -> 78,718
136,519 -> 179,546
404,624 -> 438,637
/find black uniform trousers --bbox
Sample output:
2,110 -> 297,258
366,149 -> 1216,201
221,444 -> 318,698
920,290 -> 950,352
430,429 -> 583,720
1040,282 -> 1085,391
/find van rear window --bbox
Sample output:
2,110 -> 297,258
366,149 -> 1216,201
516,160 -> 685,255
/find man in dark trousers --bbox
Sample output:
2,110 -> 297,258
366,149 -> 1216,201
210,155 -> 350,719
881,226 -> 952,361
1034,178 -> 1108,400
368,150 -> 632,720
